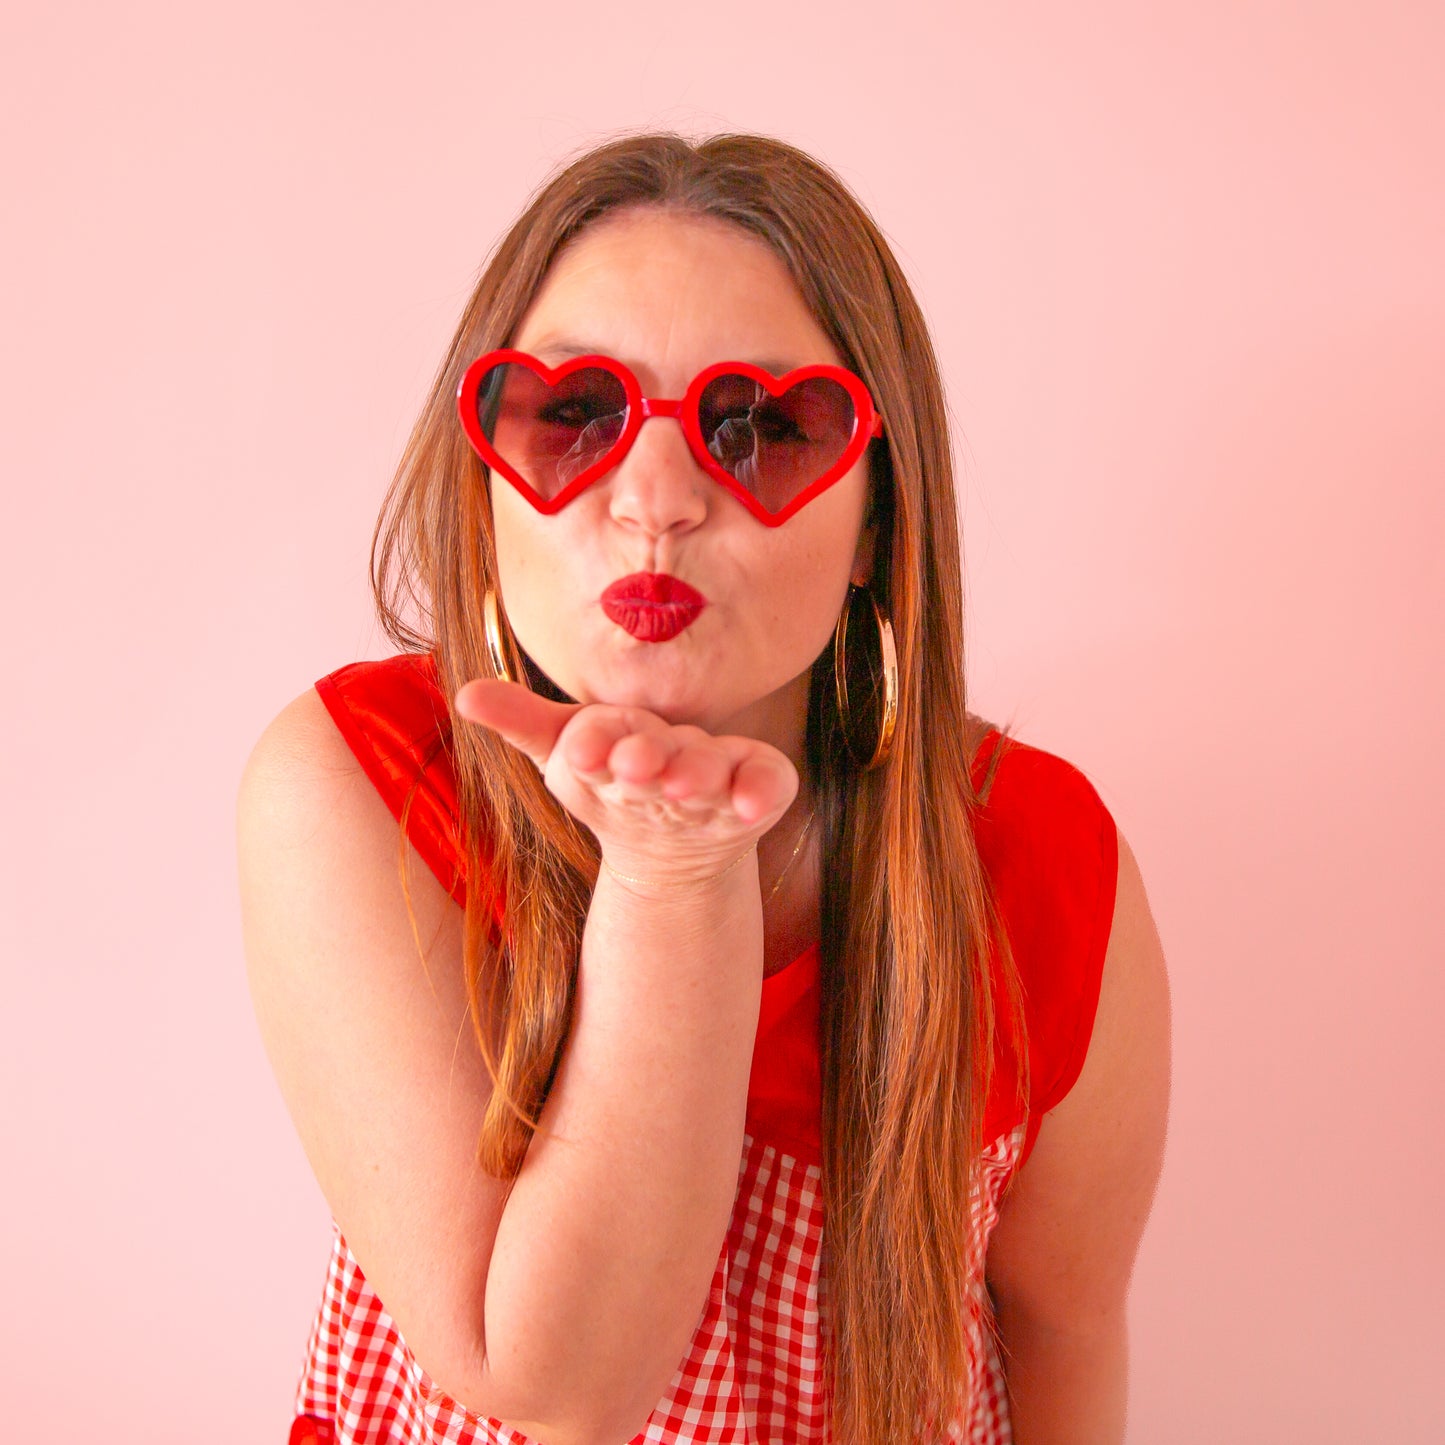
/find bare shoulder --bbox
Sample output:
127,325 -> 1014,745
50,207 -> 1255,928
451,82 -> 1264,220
237,684 -> 458,923
236,682 -> 465,1018
239,685 -> 366,807
985,826 -> 1172,1325
237,685 -> 434,962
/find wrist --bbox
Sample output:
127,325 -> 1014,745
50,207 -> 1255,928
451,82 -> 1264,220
588,847 -> 765,968
599,844 -> 756,894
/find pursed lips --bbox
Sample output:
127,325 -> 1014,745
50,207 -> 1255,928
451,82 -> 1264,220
600,572 -> 707,642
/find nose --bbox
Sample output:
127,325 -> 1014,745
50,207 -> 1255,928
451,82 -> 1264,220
606,414 -> 709,537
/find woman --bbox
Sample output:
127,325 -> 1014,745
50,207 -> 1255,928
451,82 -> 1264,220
238,133 -> 1170,1445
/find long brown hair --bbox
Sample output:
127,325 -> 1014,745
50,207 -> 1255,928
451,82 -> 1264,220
371,133 -> 1025,1442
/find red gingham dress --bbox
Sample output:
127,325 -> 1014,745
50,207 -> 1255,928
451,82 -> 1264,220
298,655 -> 1119,1445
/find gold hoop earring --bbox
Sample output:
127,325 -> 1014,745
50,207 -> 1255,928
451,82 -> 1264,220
833,584 -> 898,770
483,589 -> 518,685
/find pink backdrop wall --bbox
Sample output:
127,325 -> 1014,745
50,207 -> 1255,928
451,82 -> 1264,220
3,3 -> 1441,1440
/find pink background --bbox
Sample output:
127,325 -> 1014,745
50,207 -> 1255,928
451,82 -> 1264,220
3,3 -> 1441,1440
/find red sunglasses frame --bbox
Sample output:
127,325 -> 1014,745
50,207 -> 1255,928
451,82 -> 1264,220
456,349 -> 885,527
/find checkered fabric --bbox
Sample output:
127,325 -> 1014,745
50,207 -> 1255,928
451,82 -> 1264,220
294,1128 -> 1022,1444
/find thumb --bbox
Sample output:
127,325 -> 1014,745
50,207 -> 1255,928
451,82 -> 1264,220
454,679 -> 579,770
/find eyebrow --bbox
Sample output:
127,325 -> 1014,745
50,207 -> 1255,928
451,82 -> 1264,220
526,340 -> 608,361
524,338 -> 805,380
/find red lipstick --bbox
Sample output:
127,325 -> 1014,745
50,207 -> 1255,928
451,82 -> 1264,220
601,572 -> 707,642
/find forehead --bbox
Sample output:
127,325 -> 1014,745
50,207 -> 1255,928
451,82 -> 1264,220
512,208 -> 844,376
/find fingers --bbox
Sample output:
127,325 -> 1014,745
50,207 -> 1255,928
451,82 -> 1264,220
604,730 -> 678,785
657,734 -> 733,802
730,751 -> 799,825
561,717 -> 795,823
457,680 -> 799,836
558,708 -> 672,780
453,679 -> 578,770
604,728 -> 735,805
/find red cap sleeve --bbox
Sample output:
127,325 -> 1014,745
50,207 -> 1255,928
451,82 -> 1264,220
973,734 -> 1120,1167
313,653 -> 472,910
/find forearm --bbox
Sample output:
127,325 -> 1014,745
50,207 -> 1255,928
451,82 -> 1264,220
995,1301 -> 1129,1445
483,862 -> 764,1438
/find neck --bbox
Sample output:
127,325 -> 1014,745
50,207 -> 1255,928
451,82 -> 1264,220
760,788 -> 820,918
716,668 -> 814,784
760,801 -> 823,976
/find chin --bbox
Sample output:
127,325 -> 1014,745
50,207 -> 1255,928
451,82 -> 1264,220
577,673 -> 721,727
538,633 -> 703,712
533,633 -> 808,739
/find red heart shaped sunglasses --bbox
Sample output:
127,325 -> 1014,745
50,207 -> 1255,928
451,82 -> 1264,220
456,350 -> 885,526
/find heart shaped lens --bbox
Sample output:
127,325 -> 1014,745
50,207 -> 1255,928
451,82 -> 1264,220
473,360 -> 630,502
696,373 -> 858,515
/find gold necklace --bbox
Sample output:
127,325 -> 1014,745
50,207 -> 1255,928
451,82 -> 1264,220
763,807 -> 818,908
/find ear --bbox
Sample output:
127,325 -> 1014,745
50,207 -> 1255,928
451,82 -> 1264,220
850,518 -> 877,588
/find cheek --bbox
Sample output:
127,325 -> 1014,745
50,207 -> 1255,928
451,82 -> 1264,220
492,481 -> 576,570
489,489 -> 576,641
788,479 -> 872,595
759,531 -> 858,651
489,477 -> 533,560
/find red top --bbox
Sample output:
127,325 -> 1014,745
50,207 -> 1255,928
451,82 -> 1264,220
298,651 -> 1119,1444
